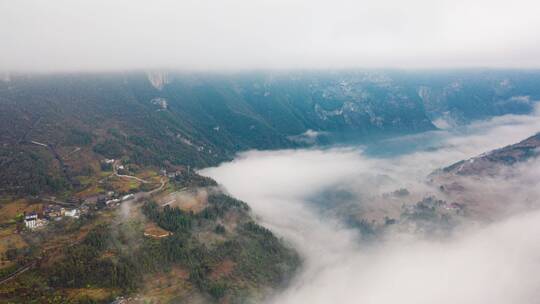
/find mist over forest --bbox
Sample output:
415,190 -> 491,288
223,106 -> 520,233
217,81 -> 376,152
1,68 -> 540,303
2,0 -> 540,302
203,108 -> 540,304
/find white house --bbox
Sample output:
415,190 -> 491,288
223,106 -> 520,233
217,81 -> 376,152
122,194 -> 135,201
64,209 -> 80,219
24,213 -> 38,229
106,198 -> 121,207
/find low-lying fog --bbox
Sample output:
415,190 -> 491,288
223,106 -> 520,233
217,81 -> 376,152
201,108 -> 540,304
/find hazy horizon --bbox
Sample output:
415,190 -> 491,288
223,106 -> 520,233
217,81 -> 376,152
2,1 -> 540,302
2,0 -> 540,72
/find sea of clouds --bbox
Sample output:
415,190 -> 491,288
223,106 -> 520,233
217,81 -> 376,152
201,107 -> 540,304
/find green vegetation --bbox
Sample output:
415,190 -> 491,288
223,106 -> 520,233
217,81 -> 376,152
173,170 -> 218,188
0,187 -> 299,303
92,140 -> 124,159
2,71 -> 539,196
2,70 -> 538,302
65,129 -> 93,146
0,145 -> 70,195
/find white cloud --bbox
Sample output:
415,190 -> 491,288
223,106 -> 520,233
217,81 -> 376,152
1,0 -> 540,71
267,209 -> 540,304
201,110 -> 540,304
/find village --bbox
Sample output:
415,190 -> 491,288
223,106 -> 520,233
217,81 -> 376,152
13,158 -> 181,234
21,191 -> 137,231
0,157 -> 190,299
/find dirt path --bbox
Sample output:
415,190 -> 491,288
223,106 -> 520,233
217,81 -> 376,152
0,233 -> 87,286
113,160 -> 150,184
0,262 -> 34,285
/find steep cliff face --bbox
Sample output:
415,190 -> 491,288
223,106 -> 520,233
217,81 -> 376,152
147,71 -> 170,90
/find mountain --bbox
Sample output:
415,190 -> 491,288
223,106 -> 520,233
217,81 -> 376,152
439,132 -> 540,177
424,132 -> 540,221
0,169 -> 300,303
1,70 -> 539,196
340,132 -> 540,236
1,70 -> 540,303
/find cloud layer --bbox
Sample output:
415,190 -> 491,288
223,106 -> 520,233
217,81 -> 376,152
201,110 -> 540,304
2,0 -> 540,71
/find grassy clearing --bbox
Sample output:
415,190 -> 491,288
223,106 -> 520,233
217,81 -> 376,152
75,184 -> 105,198
0,199 -> 42,224
136,169 -> 160,181
65,287 -> 118,302
109,176 -> 141,193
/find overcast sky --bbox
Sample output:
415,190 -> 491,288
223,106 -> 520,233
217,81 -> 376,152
1,0 -> 540,72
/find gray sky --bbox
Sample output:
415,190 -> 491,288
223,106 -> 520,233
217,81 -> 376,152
1,0 -> 540,72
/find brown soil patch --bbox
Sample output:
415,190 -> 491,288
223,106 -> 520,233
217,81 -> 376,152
109,176 -> 141,194
210,260 -> 235,280
0,199 -> 42,223
0,227 -> 28,269
177,199 -> 207,213
138,266 -> 192,303
160,189 -> 208,214
144,222 -> 171,238
65,287 -> 118,302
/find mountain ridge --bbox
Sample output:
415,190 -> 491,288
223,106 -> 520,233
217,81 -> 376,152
1,70 -> 539,197
439,132 -> 540,177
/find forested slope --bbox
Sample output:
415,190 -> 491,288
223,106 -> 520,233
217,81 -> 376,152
1,70 -> 539,196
